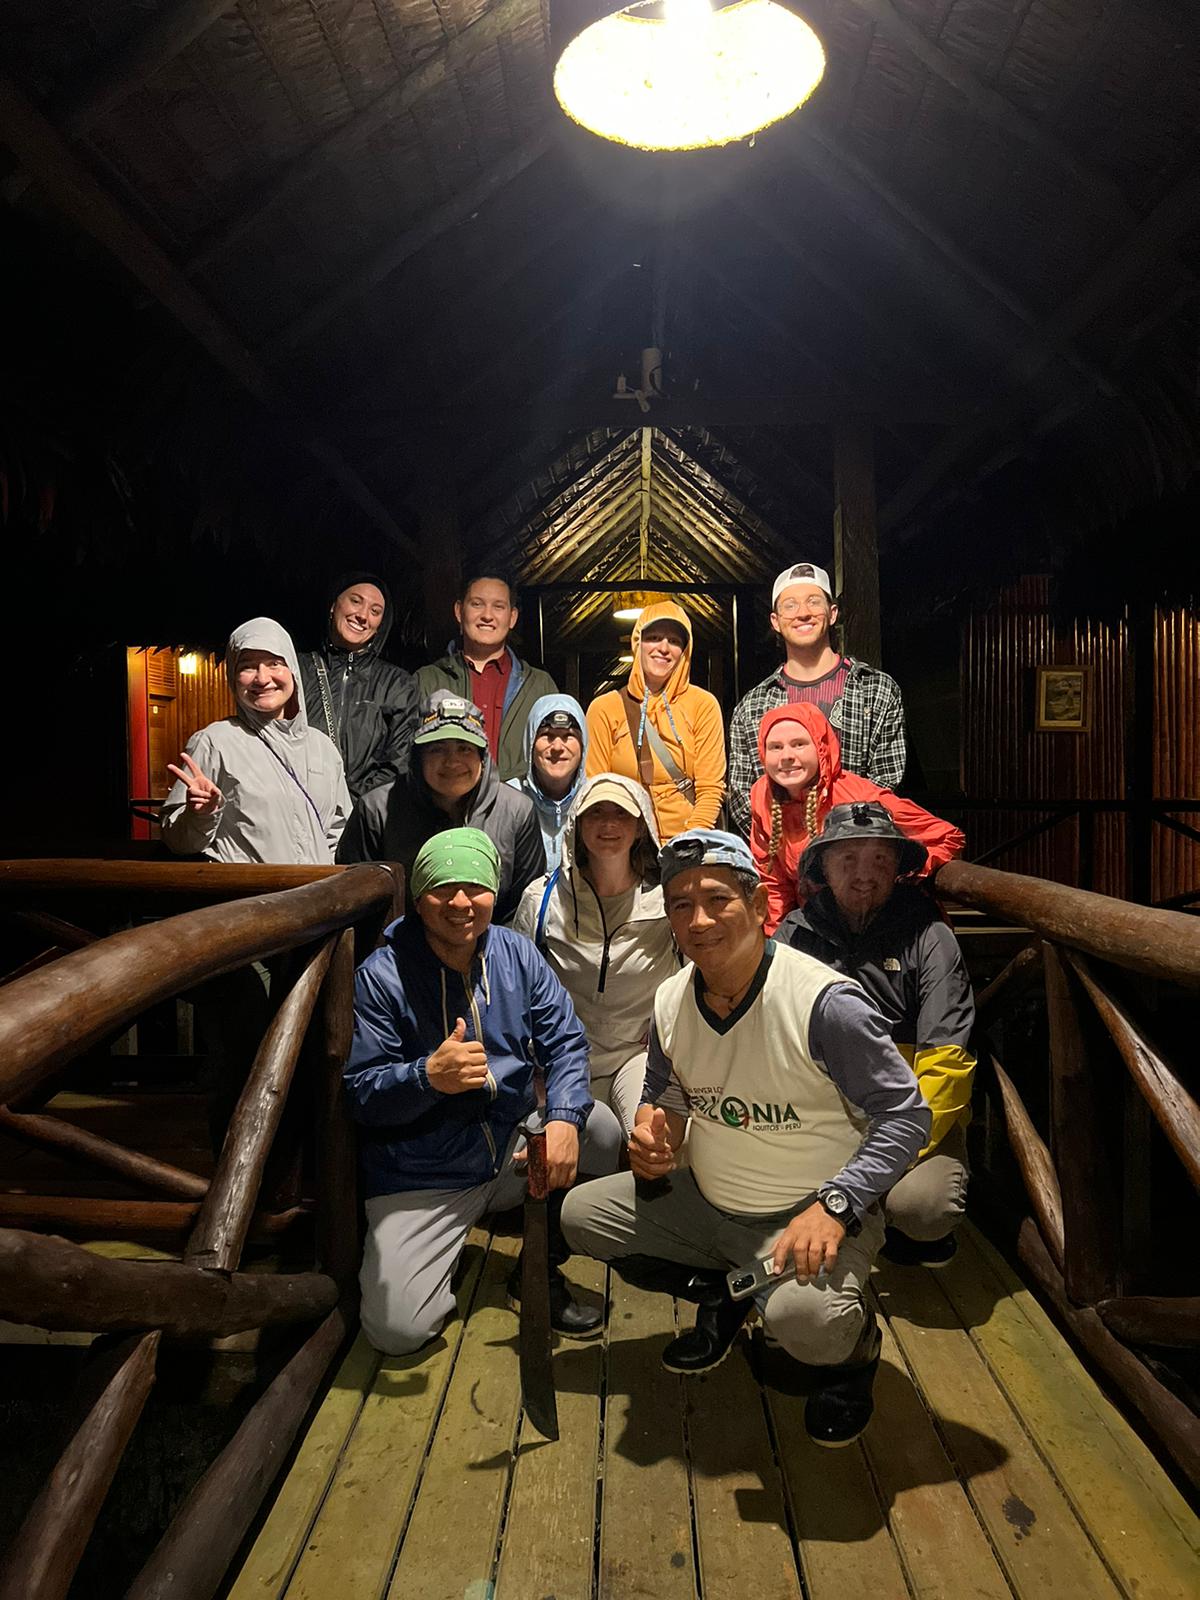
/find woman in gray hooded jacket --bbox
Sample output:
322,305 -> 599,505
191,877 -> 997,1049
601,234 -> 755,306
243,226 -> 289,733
162,616 -> 351,865
512,772 -> 679,1135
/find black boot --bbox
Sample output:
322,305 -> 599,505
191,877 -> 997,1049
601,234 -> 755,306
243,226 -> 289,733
506,1190 -> 603,1339
804,1310 -> 882,1447
880,1227 -> 958,1268
611,1255 -> 751,1375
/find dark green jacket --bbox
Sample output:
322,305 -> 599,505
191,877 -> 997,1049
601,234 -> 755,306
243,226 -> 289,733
416,643 -> 556,782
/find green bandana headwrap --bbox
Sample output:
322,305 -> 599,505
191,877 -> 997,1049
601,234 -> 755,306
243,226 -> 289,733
409,827 -> 501,902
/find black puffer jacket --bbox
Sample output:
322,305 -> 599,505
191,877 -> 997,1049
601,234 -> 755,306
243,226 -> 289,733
299,571 -> 419,801
336,743 -> 545,925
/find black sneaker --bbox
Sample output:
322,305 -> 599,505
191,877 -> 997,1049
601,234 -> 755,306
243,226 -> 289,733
506,1260 -> 603,1340
879,1228 -> 959,1269
804,1312 -> 882,1448
660,1291 -> 752,1375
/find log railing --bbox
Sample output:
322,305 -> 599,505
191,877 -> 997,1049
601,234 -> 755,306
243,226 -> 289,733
936,858 -> 1200,1490
0,860 -> 400,1600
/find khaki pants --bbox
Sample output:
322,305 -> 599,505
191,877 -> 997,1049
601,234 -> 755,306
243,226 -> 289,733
885,1121 -> 969,1241
561,1167 -> 884,1368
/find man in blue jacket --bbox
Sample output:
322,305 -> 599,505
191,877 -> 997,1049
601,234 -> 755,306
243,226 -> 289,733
345,827 -> 623,1355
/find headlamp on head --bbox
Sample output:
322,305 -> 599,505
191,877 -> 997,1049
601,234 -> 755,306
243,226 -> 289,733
538,710 -> 580,737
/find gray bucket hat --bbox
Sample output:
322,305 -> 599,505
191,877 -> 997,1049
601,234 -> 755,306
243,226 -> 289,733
800,801 -> 928,885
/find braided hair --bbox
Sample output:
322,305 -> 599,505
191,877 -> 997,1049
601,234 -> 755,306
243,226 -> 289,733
766,781 -> 827,870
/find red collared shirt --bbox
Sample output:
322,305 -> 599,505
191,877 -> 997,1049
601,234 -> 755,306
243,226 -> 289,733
466,651 -> 513,761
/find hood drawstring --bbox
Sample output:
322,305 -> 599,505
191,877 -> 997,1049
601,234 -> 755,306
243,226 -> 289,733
636,691 -> 684,756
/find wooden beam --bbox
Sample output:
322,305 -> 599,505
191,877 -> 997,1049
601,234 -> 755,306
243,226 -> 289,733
0,1106 -> 209,1201
1043,942 -> 1118,1305
186,937 -> 336,1274
127,1306 -> 349,1600
0,1195 -> 305,1243
1096,1296 -> 1200,1349
835,0 -> 1147,226
833,419 -> 881,663
265,127 -> 555,357
1,1 -> 234,204
0,72 -> 415,556
791,121 -> 1116,400
881,169 -> 1200,532
187,0 -> 541,274
935,857 -> 1200,990
0,1229 -> 337,1340
0,1332 -> 160,1600
314,931 -> 359,1287
0,868 -> 395,1105
990,1054 -> 1064,1269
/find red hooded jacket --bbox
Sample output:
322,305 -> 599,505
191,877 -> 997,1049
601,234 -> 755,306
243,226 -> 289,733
748,703 -> 965,934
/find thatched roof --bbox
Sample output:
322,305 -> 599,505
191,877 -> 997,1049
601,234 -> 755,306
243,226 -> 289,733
3,0 -> 1200,636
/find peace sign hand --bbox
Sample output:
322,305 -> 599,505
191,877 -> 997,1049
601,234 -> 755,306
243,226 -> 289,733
166,752 -> 223,815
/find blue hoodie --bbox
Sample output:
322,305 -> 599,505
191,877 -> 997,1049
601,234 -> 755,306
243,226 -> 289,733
344,912 -> 594,1198
507,693 -> 589,871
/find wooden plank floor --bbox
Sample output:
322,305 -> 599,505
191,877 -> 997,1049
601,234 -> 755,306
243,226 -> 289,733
232,1221 -> 1200,1600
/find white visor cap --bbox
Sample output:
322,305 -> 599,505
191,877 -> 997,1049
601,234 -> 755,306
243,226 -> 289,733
772,563 -> 832,607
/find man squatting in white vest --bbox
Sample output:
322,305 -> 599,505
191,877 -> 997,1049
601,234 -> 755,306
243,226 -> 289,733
561,828 -> 931,1446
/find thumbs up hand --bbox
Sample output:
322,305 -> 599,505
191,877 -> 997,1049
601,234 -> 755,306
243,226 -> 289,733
628,1104 -> 677,1182
427,1016 -> 490,1094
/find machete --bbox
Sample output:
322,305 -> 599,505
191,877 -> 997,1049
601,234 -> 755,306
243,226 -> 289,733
518,1120 -> 559,1441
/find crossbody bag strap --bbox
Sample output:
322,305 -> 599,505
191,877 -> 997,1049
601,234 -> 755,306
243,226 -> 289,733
533,867 -> 560,951
641,711 -> 697,804
621,692 -> 657,792
313,656 -> 339,741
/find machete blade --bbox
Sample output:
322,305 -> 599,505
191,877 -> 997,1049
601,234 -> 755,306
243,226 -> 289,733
518,1127 -> 559,1441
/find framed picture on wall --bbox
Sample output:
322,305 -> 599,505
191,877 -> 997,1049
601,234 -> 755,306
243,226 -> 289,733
1035,665 -> 1091,732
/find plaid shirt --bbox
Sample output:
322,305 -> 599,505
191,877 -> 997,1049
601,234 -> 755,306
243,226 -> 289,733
726,658 -> 907,836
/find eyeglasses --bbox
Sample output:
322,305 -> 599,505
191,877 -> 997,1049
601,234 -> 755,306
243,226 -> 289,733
775,596 -> 829,617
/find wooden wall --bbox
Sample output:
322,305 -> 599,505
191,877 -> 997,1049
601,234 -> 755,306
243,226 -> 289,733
126,649 -> 233,840
960,577 -> 1200,903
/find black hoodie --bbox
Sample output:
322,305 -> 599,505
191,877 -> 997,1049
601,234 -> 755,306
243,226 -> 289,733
336,741 -> 545,924
299,571 -> 419,801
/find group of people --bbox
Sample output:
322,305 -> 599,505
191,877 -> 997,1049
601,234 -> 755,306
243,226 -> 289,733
161,559 -> 975,1448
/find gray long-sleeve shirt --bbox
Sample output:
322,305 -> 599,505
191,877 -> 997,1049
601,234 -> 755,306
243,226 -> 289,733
643,977 -> 930,1222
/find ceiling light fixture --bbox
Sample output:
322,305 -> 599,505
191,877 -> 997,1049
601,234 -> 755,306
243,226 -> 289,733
554,0 -> 825,152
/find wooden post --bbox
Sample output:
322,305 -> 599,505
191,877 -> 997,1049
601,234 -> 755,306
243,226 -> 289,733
989,1055 -> 1064,1268
185,937 -> 335,1274
0,1331 -> 160,1600
1125,594 -> 1154,902
127,1306 -> 349,1600
419,473 -> 462,660
314,930 -> 360,1288
833,419 -> 882,665
565,652 -> 581,701
1043,942 -> 1119,1304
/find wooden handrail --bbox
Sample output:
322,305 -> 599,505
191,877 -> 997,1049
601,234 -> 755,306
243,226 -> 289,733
1065,950 -> 1200,1190
936,859 -> 1200,987
0,1106 -> 209,1201
0,866 -> 398,1104
0,859 -> 346,900
0,1229 -> 337,1341
186,937 -> 336,1274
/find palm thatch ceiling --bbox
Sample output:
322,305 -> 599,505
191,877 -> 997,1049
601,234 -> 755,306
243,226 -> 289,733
3,0 -> 1199,637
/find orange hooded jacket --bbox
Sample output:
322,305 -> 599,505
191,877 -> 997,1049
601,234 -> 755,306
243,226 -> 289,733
749,703 -> 965,934
585,599 -> 726,842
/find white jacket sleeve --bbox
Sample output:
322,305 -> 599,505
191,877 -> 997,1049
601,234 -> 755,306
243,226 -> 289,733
160,730 -> 225,856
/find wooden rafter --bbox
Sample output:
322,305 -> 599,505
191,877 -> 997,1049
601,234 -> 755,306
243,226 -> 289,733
881,167 -> 1200,534
0,71 -> 415,557
265,128 -> 555,356
787,121 -> 1117,401
186,0 -> 541,275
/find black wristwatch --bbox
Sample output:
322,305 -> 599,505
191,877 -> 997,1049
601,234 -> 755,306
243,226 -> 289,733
817,1186 -> 861,1236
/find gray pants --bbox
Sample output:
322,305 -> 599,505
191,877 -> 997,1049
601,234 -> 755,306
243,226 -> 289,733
885,1121 -> 969,1240
360,1103 -> 623,1356
560,1168 -> 884,1368
591,1051 -> 649,1139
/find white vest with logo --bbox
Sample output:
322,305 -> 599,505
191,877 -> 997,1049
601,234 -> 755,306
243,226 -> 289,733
655,943 -> 865,1214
